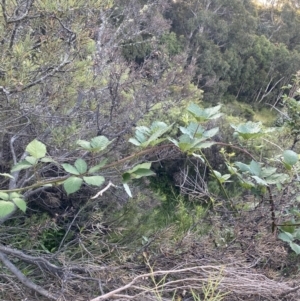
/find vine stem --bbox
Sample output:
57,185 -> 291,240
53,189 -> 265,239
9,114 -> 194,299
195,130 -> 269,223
198,149 -> 237,212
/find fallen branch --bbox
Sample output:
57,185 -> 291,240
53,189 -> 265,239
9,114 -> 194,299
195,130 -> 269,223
89,265 -> 295,301
0,244 -> 63,276
0,250 -> 59,300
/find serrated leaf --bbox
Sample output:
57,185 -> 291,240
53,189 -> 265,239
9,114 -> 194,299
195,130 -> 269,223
12,198 -> 26,212
77,140 -> 91,150
62,163 -> 80,175
187,103 -> 222,122
278,231 -> 294,242
147,123 -> 172,145
135,129 -> 147,143
83,176 -> 105,186
283,150 -> 298,166
0,192 -> 9,200
231,121 -> 263,140
0,173 -> 14,179
88,159 -> 108,173
90,136 -> 112,151
123,183 -> 132,197
63,177 -> 83,195
74,158 -> 87,174
26,139 -> 47,159
11,160 -> 33,172
203,127 -> 219,138
0,201 -> 15,218
25,156 -> 38,165
289,242 -> 300,254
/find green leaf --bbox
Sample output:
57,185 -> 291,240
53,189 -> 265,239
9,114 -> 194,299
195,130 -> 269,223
187,103 -> 222,122
283,150 -> 298,166
148,121 -> 173,142
129,163 -> 152,173
282,161 -> 292,171
123,183 -> 132,197
62,163 -> 80,175
77,140 -> 91,150
221,174 -> 231,181
213,170 -> 222,178
26,139 -> 47,159
25,156 -> 38,165
74,158 -> 87,174
132,169 -> 155,179
0,173 -> 14,179
122,173 -> 131,184
278,231 -> 294,242
9,192 -> 21,199
40,157 -> 56,163
90,136 -> 112,151
261,167 -> 277,178
235,162 -> 251,173
203,127 -> 219,138
192,141 -> 215,149
63,177 -> 83,195
83,176 -> 105,186
0,201 -> 15,218
128,138 -> 141,146
231,121 -> 263,140
180,123 -> 204,139
265,173 -> 289,185
192,153 -> 205,162
0,192 -> 9,200
251,176 -> 268,186
240,180 -> 255,189
88,159 -> 108,173
249,160 -> 261,176
11,160 -> 33,172
168,137 -> 179,147
289,242 -> 300,255
12,198 -> 26,212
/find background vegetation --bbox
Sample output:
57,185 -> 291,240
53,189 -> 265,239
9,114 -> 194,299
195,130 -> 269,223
1,0 -> 300,300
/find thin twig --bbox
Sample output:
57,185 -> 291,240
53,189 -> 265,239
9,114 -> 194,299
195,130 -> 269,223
91,181 -> 117,199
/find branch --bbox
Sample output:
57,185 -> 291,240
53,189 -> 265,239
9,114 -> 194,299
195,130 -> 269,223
10,58 -> 71,93
91,181 -> 117,199
89,267 -> 201,301
0,250 -> 59,300
0,244 -> 63,276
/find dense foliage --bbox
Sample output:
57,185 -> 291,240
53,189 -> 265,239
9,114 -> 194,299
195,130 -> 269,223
1,1 -> 300,301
